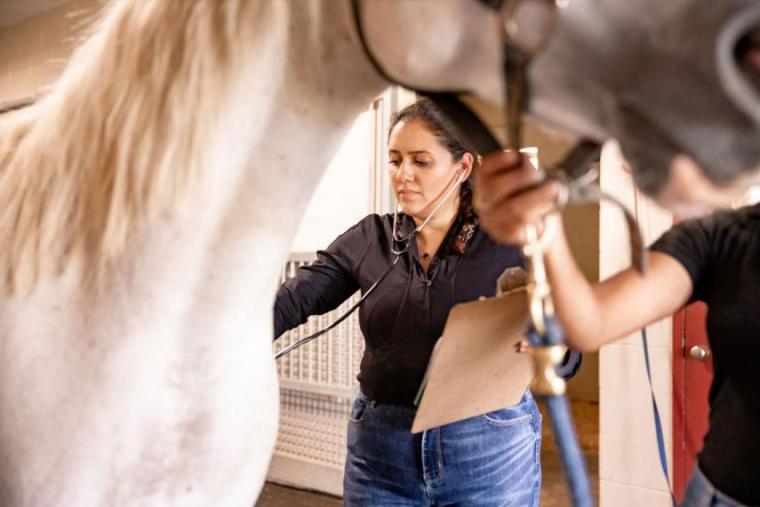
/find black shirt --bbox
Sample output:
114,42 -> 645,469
274,213 -> 528,406
651,204 -> 760,504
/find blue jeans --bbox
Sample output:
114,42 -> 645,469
681,466 -> 750,507
343,390 -> 542,506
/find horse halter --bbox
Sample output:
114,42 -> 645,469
350,0 -> 557,156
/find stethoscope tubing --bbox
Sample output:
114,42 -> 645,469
276,170 -> 466,358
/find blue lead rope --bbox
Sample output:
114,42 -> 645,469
641,326 -> 678,507
529,320 -> 676,507
527,319 -> 594,507
545,395 -> 593,507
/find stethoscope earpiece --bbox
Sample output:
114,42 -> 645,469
391,166 -> 466,254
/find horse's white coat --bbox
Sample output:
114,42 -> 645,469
0,1 -> 387,505
0,0 -> 509,505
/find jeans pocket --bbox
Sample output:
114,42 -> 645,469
349,394 -> 370,424
481,392 -> 534,426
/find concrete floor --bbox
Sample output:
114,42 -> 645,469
256,483 -> 341,507
255,400 -> 599,507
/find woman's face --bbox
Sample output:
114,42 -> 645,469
388,119 -> 471,218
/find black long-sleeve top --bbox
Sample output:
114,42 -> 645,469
274,213 -> 579,406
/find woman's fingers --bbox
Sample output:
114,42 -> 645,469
475,151 -> 533,208
514,339 -> 531,353
475,150 -> 562,245
479,179 -> 562,244
479,149 -> 522,176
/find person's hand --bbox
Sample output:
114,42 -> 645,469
474,150 -> 563,245
514,339 -> 531,354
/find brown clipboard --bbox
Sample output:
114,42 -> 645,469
411,271 -> 533,434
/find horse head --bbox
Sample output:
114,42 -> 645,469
361,0 -> 760,213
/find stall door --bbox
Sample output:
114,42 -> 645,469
672,302 -> 712,500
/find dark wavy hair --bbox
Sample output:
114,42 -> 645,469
389,98 -> 479,254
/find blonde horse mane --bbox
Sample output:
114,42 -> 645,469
0,0 -> 262,293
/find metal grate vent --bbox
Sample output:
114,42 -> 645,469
271,254 -> 364,477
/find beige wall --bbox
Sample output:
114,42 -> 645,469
598,142 -> 674,506
0,0 -> 99,105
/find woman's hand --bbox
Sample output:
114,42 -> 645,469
514,339 -> 531,354
474,150 -> 563,245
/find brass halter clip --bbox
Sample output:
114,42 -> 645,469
522,223 -> 567,397
498,0 -> 564,397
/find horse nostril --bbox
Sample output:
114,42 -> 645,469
717,7 -> 760,126
735,29 -> 760,86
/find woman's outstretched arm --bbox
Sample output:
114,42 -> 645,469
274,219 -> 373,339
542,216 -> 692,351
475,150 -> 693,352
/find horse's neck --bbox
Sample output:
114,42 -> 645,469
0,4 -> 385,504
0,0 -> 385,337
104,0 -> 386,315
0,0 -> 386,296
175,0 -> 385,255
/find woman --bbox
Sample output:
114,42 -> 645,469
274,99 -> 579,506
474,148 -> 760,507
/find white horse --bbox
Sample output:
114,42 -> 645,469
1,0 -> 759,505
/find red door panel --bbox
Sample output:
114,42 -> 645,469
672,302 -> 713,500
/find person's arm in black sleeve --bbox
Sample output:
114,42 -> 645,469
649,213 -> 716,303
273,219 -> 372,339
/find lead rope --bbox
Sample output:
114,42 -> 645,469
497,1 -> 594,504
642,326 -> 678,506
569,163 -> 675,504
522,223 -> 593,507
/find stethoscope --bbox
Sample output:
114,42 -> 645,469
274,168 -> 467,359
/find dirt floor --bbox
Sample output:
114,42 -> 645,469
255,400 -> 599,507
539,400 -> 599,507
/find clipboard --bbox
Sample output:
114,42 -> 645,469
411,269 -> 533,433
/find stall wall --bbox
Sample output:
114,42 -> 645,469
0,0 -> 99,104
598,142 -> 674,506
